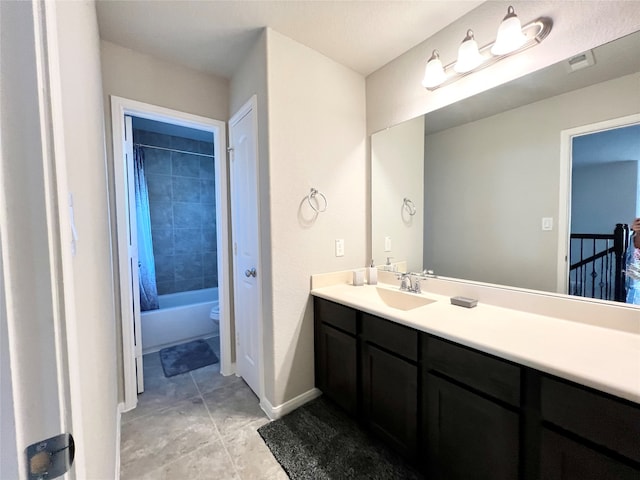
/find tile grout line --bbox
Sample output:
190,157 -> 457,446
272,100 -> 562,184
192,370 -> 243,479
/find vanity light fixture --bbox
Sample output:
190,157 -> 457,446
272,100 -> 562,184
454,30 -> 484,73
421,50 -> 446,88
422,6 -> 552,91
491,5 -> 528,55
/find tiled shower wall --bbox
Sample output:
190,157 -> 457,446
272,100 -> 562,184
134,129 -> 217,295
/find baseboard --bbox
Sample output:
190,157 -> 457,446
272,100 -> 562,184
220,361 -> 236,377
260,387 -> 322,420
115,402 -> 124,480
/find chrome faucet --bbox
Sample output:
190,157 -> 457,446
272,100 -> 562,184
397,273 -> 421,294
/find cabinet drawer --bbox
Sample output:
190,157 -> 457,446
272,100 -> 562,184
425,336 -> 520,406
362,313 -> 418,362
541,376 -> 640,463
314,298 -> 357,334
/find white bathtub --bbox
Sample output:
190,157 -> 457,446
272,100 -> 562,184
141,287 -> 219,354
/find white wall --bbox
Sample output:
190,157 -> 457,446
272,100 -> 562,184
101,41 -> 229,121
422,73 -> 639,292
100,40 -> 230,400
366,1 -> 640,134
230,29 -> 367,408
53,1 -> 119,477
265,29 -> 366,406
371,116 -> 424,272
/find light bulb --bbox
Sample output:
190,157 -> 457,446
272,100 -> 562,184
454,30 -> 484,73
422,50 -> 446,88
491,6 -> 527,55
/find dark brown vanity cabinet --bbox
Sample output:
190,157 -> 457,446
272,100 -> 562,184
423,336 -> 521,480
313,297 -> 640,479
313,299 -> 358,415
361,313 -> 419,457
539,376 -> 640,480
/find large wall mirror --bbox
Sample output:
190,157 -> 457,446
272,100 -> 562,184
371,29 -> 640,306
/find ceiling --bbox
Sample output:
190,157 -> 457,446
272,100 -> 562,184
95,0 -> 482,79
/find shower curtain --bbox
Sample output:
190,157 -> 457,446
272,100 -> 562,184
134,146 -> 159,311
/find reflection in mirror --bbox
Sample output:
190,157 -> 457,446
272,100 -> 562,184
371,30 -> 640,305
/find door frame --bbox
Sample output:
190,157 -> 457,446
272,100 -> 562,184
557,113 -> 640,294
110,96 -> 232,411
228,95 -> 265,403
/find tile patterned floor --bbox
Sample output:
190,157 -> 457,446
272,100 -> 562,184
120,337 -> 287,479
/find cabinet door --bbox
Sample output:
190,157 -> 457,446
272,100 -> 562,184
426,373 -> 520,480
362,343 -> 418,457
316,323 -> 358,415
540,428 -> 639,480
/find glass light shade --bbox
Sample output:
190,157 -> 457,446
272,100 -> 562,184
454,30 -> 484,73
491,6 -> 527,55
422,50 -> 446,88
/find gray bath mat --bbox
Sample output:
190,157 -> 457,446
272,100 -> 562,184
159,339 -> 218,377
258,396 -> 423,479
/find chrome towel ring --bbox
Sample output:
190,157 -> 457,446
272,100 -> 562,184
403,197 -> 417,216
308,188 -> 328,213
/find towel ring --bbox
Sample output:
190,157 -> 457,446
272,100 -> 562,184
308,188 -> 328,213
403,198 -> 417,216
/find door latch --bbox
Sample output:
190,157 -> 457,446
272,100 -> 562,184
26,433 -> 74,480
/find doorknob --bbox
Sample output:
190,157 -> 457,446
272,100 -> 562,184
245,268 -> 257,278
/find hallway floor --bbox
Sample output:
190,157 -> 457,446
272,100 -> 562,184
120,337 -> 287,479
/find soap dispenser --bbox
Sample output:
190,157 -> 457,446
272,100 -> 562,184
368,260 -> 378,285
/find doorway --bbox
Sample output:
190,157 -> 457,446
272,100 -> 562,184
558,113 -> 640,302
111,97 -> 231,411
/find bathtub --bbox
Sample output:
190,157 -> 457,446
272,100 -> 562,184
141,287 -> 219,354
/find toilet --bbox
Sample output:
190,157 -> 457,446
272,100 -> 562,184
210,301 -> 220,336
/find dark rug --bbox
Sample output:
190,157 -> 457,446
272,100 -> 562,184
258,396 -> 423,480
159,339 -> 218,377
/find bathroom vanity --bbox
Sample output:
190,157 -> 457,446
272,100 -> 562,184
311,278 -> 640,480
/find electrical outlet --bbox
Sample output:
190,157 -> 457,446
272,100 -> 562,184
335,239 -> 344,257
384,236 -> 392,252
542,217 -> 553,231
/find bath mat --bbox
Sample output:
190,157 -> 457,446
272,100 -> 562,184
159,339 -> 218,377
258,396 -> 423,480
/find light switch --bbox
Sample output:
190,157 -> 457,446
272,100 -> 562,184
384,236 -> 392,252
335,239 -> 344,257
542,217 -> 553,231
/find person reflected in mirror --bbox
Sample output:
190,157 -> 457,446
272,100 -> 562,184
626,217 -> 640,304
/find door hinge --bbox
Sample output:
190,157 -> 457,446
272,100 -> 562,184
233,243 -> 237,255
26,433 -> 74,480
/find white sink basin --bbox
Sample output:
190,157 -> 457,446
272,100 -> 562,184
375,287 -> 437,311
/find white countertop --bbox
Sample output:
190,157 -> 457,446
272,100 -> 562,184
311,282 -> 640,404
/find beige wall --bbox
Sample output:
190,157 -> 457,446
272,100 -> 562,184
366,1 -> 640,135
423,73 -> 639,292
371,116 -> 424,272
100,40 -> 230,401
231,29 -> 367,408
54,1 -> 119,477
266,29 -> 366,406
101,41 -> 230,121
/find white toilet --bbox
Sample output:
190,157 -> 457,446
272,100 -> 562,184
210,301 -> 220,336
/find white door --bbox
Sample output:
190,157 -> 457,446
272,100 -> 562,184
229,96 -> 262,396
124,115 -> 145,394
1,0 -> 75,477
